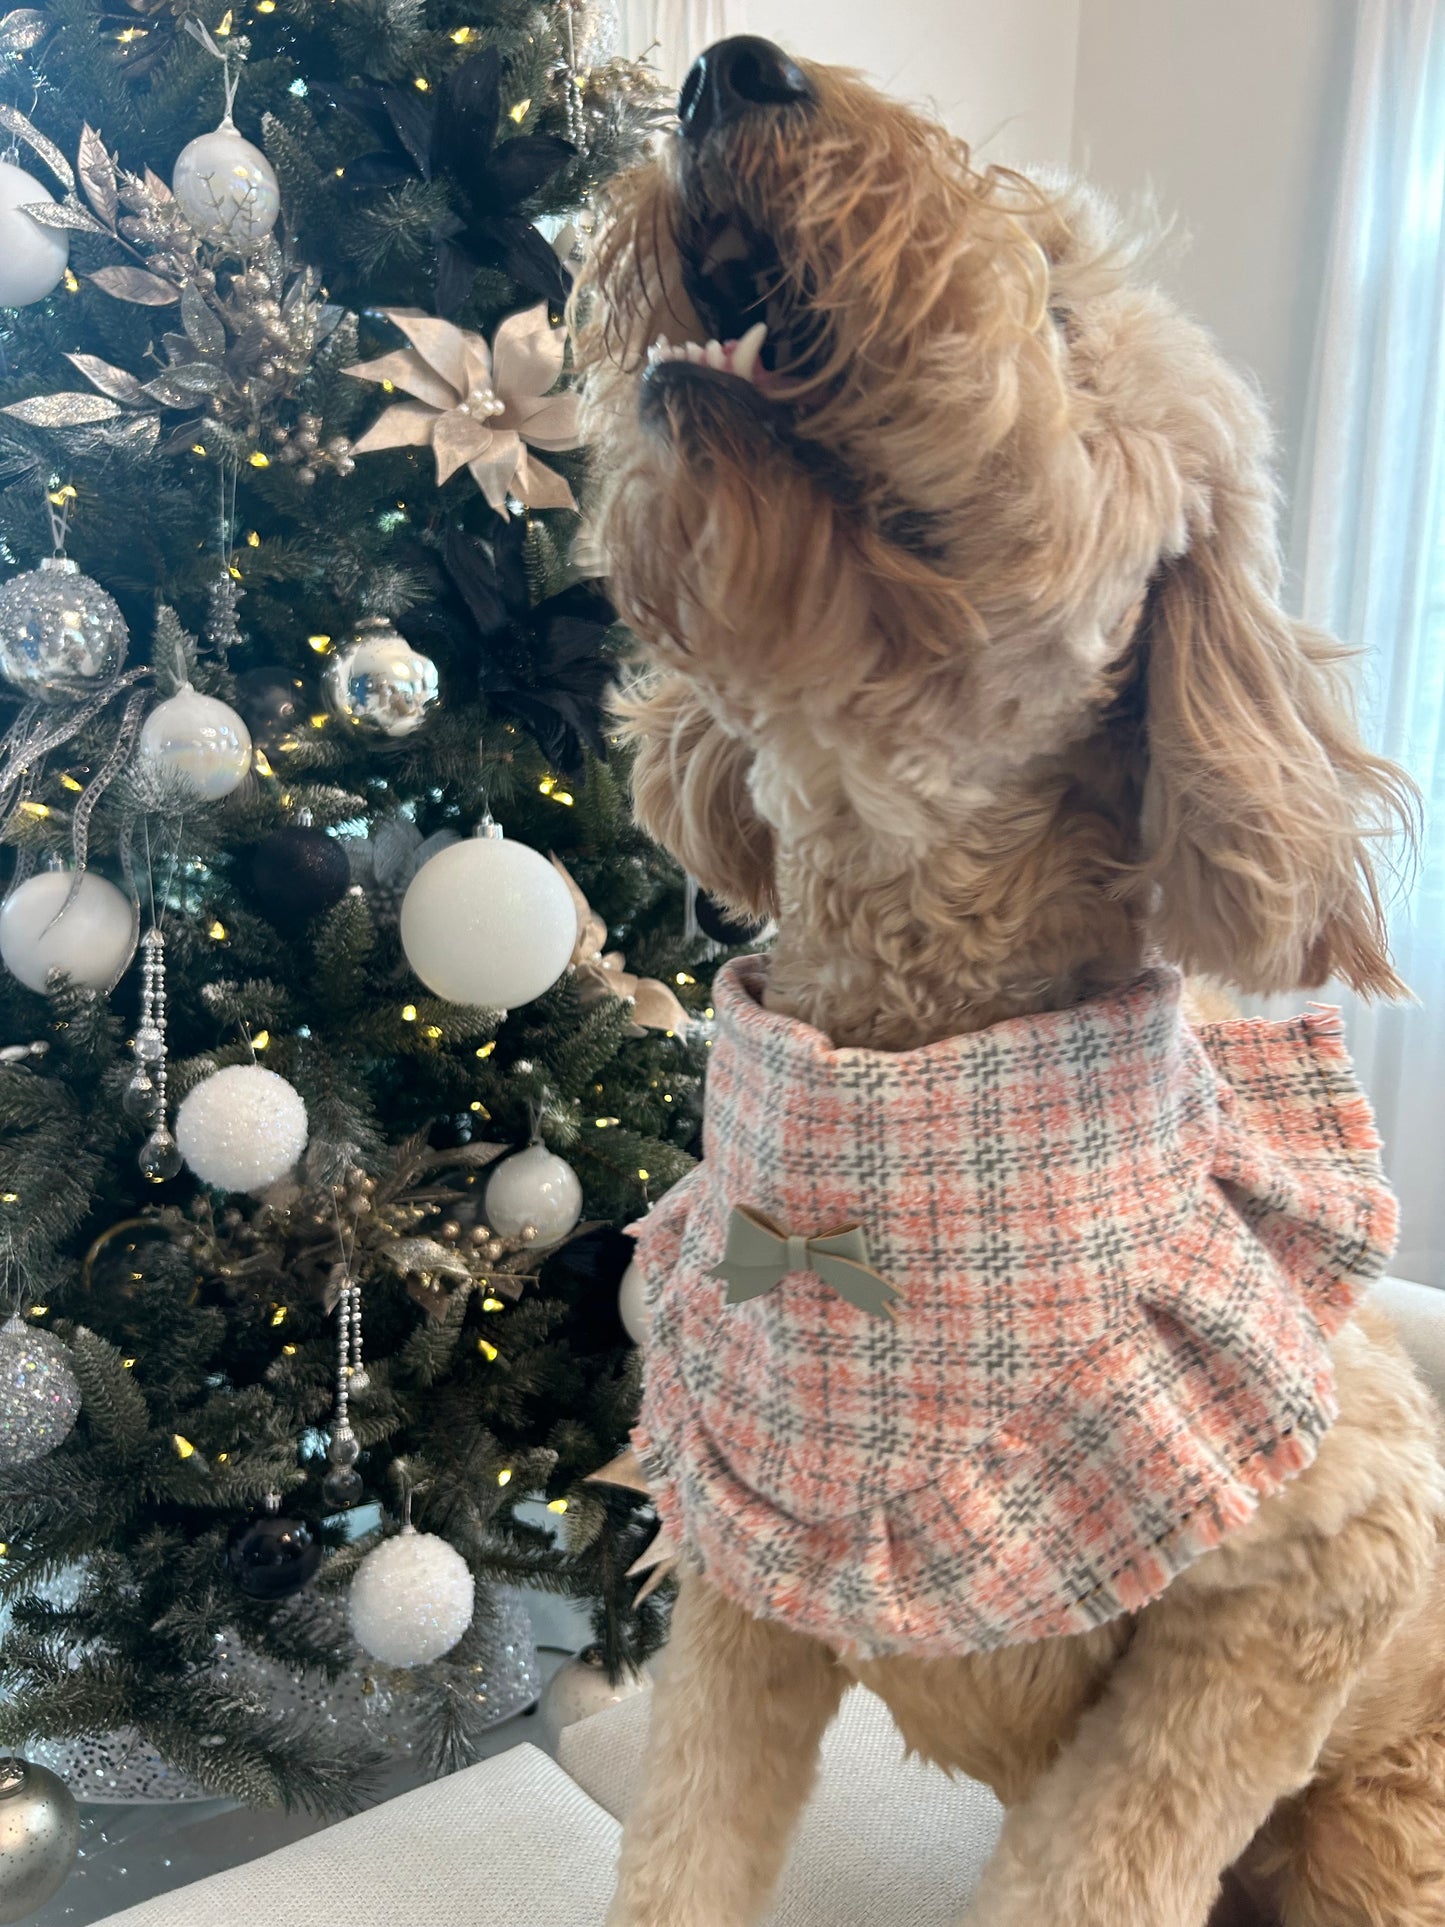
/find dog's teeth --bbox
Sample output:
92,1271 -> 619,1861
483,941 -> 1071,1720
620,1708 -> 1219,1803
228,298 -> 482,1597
704,338 -> 726,369
732,321 -> 767,381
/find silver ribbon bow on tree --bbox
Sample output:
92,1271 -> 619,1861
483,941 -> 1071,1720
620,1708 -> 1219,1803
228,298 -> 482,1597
708,1205 -> 901,1320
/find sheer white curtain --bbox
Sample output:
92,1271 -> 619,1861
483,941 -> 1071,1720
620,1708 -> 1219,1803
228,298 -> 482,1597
1291,0 -> 1445,1284
619,0 -> 746,86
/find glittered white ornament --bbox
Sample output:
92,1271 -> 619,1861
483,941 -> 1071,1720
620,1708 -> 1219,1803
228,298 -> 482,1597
172,117 -> 280,253
0,870 -> 136,995
400,821 -> 578,1008
0,1318 -> 81,1469
618,1258 -> 652,1346
485,1142 -> 582,1248
537,1645 -> 649,1751
347,1525 -> 475,1668
138,684 -> 252,800
0,558 -> 129,701
0,1758 -> 79,1921
324,618 -> 439,738
175,1063 -> 308,1193
0,159 -> 69,308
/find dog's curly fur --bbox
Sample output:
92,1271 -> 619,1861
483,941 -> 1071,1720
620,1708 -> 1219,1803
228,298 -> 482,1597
573,51 -> 1445,1927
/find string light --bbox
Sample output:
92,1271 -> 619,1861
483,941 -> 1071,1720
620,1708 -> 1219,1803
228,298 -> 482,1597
246,530 -> 260,548
637,1167 -> 650,1181
414,75 -> 430,90
497,1468 -> 513,1486
594,1116 -> 619,1127
27,1306 -> 47,1317
477,1338 -> 498,1361
401,1004 -> 418,1022
252,748 -> 275,776
251,1029 -> 271,1050
173,1434 -> 196,1458
215,10 -> 234,35
482,1296 -> 505,1312
282,1343 -> 297,1356
0,1195 -> 17,1205
451,24 -> 475,41
63,269 -> 79,292
509,99 -> 531,122
269,1305 -> 288,1326
547,1498 -> 569,1514
208,920 -> 227,940
122,1357 -> 137,1368
423,1024 -> 443,1040
476,1041 -> 495,1058
17,800 -> 49,818
248,450 -> 270,468
59,773 -> 83,793
675,971 -> 695,985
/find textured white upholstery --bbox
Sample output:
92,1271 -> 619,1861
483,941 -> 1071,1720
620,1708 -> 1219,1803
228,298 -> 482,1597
1373,1275 -> 1445,1407
93,1744 -> 622,1927
562,1684 -> 1005,1925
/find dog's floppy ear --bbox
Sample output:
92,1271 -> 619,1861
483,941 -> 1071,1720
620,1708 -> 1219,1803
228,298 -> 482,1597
1138,473 -> 1415,998
615,672 -> 778,921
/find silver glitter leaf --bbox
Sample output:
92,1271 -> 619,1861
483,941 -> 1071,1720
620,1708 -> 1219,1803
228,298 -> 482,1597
65,353 -> 147,405
144,167 -> 175,205
89,265 -> 178,306
101,413 -> 161,456
180,283 -> 226,357
379,1237 -> 474,1282
143,366 -> 227,408
20,198 -> 108,236
0,107 -> 73,192
0,11 -> 48,56
77,125 -> 119,229
3,392 -> 123,425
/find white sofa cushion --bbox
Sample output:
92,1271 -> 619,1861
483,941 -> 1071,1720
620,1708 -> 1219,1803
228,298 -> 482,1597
562,1683 -> 1005,1925
95,1744 -> 622,1927
1373,1275 -> 1445,1406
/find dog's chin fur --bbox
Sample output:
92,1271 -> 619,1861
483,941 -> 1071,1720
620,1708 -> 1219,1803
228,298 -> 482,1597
576,54 -> 1445,1927
575,61 -> 1415,1048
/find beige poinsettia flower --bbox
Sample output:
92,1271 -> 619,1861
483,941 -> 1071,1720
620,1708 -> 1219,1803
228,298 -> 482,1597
346,304 -> 581,515
551,856 -> 691,1037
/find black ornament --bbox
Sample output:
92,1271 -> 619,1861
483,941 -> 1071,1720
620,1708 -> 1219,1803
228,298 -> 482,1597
539,1224 -> 635,1355
329,50 -> 574,311
695,887 -> 770,947
246,825 -> 351,934
226,1510 -> 322,1599
235,666 -> 307,751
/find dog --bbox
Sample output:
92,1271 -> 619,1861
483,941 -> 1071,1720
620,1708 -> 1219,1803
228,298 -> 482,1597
572,38 -> 1445,1927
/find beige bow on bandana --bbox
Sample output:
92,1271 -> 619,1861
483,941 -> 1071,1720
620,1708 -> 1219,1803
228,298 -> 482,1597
708,1205 -> 901,1320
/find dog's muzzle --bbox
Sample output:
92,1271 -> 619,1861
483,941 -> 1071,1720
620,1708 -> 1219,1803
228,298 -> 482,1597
678,37 -> 814,142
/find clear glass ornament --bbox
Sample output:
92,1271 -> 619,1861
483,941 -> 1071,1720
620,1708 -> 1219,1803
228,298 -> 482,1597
133,1024 -> 165,1065
321,1465 -> 364,1510
0,558 -> 128,701
139,1129 -> 183,1184
122,1071 -> 158,1123
324,619 -> 440,738
327,1421 -> 360,1468
172,117 -> 280,253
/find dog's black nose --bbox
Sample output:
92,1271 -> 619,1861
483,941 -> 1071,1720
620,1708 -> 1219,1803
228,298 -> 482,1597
678,37 -> 813,142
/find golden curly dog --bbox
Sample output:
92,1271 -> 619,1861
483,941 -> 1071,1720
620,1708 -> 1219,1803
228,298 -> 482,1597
573,39 -> 1445,1927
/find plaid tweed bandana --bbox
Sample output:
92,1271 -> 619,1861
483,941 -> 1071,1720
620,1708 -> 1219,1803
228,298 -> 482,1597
631,959 -> 1397,1660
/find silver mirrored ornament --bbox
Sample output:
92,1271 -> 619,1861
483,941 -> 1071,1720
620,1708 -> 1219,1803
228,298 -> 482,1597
139,1128 -> 183,1184
324,619 -> 439,738
0,1317 -> 81,1469
0,558 -> 128,701
0,1758 -> 79,1921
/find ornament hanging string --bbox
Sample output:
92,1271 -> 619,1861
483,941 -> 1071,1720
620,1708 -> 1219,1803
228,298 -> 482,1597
182,19 -> 244,123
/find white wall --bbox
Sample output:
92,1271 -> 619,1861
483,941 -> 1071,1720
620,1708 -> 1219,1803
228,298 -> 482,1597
1071,0 -> 1357,506
623,0 -> 1083,168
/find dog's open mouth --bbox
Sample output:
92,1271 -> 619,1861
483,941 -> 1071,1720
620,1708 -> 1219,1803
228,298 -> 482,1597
644,208 -> 822,405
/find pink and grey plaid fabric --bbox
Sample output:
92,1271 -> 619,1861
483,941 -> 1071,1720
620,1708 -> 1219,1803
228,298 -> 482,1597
632,960 -> 1397,1659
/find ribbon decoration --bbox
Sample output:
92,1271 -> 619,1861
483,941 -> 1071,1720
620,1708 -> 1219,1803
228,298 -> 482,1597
550,855 -> 691,1036
708,1205 -> 901,1321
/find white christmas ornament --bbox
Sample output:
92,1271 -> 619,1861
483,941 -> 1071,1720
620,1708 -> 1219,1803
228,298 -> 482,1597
347,1525 -> 475,1668
485,1142 -> 582,1248
0,871 -> 136,995
0,159 -> 69,308
537,1646 -> 649,1752
138,685 -> 252,800
618,1258 -> 652,1347
400,820 -> 578,1008
172,118 -> 280,252
175,1063 -> 308,1192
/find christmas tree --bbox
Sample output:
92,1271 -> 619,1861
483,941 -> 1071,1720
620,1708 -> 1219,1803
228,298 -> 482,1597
0,0 -> 703,1812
